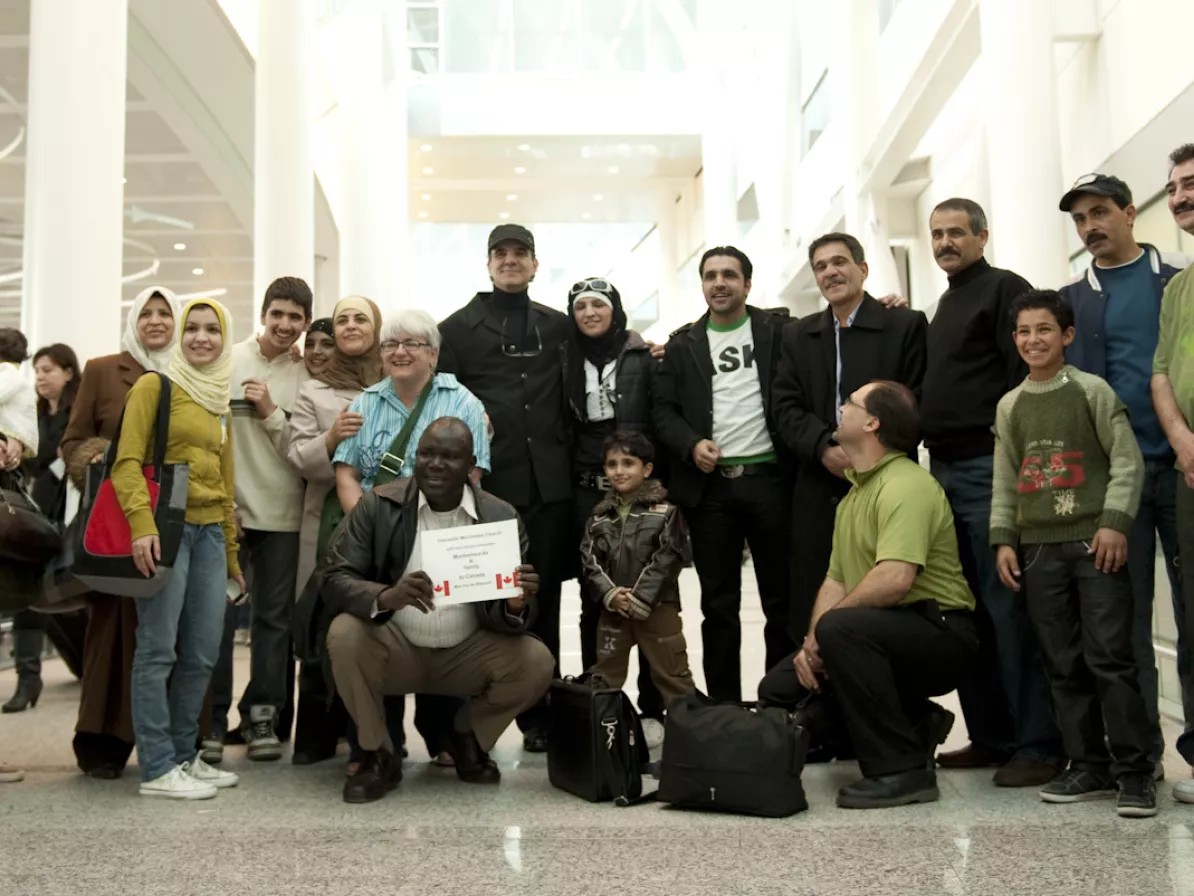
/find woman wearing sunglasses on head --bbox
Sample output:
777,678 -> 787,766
566,277 -> 670,746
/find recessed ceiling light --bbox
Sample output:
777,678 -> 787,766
608,166 -> 620,174
420,143 -> 433,151
192,267 -> 204,275
518,143 -> 530,151
421,193 -> 432,200
418,211 -> 428,219
173,242 -> 187,251
593,194 -> 603,201
514,166 -> 526,175
422,167 -> 434,175
499,212 -> 510,220
506,194 -> 517,201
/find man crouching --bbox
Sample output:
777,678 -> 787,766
319,416 -> 553,803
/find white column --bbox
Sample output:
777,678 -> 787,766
21,0 -> 128,362
979,0 -> 1068,287
698,0 -> 738,248
329,0 -> 402,305
254,0 -> 316,308
654,192 -> 683,336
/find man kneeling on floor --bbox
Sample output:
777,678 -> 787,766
319,417 -> 555,803
758,381 -> 979,809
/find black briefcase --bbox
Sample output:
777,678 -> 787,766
658,694 -> 809,817
546,674 -> 653,806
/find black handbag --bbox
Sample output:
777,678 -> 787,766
546,674 -> 654,806
0,468 -> 63,564
658,694 -> 809,817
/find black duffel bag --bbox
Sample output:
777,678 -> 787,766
546,674 -> 653,806
658,694 -> 809,817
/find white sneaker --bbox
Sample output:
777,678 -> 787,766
641,718 -> 666,750
1175,778 -> 1194,805
182,754 -> 239,789
0,764 -> 24,783
139,766 -> 217,800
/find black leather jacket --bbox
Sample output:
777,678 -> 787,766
292,479 -> 536,694
578,479 -> 688,609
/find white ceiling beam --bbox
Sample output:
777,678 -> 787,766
1052,0 -> 1101,42
413,177 -> 689,192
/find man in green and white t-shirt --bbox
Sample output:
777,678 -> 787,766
654,246 -> 795,701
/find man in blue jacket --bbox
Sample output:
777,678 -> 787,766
1058,172 -> 1192,776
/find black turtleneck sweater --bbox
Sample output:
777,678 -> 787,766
920,257 -> 1031,462
491,288 -> 533,352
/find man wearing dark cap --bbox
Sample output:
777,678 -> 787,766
1059,173 -> 1193,777
437,224 -> 573,753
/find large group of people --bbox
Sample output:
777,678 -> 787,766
3,143 -> 1194,820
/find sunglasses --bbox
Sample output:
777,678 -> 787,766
500,321 -> 543,358
570,279 -> 613,297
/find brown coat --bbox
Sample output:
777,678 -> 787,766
61,351 -> 145,770
61,351 -> 144,474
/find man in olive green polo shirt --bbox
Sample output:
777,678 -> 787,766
1150,142 -> 1194,800
758,380 -> 978,809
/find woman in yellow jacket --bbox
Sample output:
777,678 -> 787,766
112,300 -> 245,800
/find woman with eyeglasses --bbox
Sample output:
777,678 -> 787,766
566,277 -> 669,745
331,308 -> 491,767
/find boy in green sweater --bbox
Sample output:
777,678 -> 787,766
991,289 -> 1155,817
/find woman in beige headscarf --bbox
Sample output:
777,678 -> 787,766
287,296 -> 383,765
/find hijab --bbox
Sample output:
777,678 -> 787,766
569,280 -> 628,369
167,299 -> 233,417
307,317 -> 334,340
123,286 -> 181,373
317,296 -> 383,392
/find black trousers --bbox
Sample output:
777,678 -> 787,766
789,468 -> 852,641
686,466 -> 794,702
575,484 -> 665,720
515,494 -> 575,732
758,603 -> 977,777
1022,541 -> 1152,777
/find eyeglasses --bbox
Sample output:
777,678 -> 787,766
500,321 -> 543,358
570,279 -> 613,297
380,340 -> 431,354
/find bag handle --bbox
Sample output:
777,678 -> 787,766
372,377 -> 435,488
100,373 -> 173,482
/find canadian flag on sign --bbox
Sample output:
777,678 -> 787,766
434,580 -> 451,597
494,570 -> 521,590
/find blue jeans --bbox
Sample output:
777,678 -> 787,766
1126,459 -> 1181,762
131,524 -> 228,782
931,455 -> 1064,764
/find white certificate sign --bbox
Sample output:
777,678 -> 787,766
416,519 -> 522,605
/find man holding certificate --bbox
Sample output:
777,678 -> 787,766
317,417 -> 554,804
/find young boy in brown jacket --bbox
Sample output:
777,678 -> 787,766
579,431 -> 696,715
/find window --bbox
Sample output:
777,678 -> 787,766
801,69 -> 831,154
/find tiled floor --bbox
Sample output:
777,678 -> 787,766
3,568 -> 1193,896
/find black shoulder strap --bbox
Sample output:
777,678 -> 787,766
101,372 -> 173,481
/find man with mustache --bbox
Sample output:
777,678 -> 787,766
772,233 -> 927,688
919,199 -> 1064,788
1150,143 -> 1194,804
1060,173 -> 1192,779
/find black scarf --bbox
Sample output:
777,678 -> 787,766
569,284 -> 628,369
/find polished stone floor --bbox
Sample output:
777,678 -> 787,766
3,569 -> 1193,896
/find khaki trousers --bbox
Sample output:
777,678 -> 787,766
327,615 -> 553,753
595,602 -> 695,705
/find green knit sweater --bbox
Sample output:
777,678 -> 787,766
990,365 -> 1143,548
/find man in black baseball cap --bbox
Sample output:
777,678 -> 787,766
1059,170 -> 1192,778
436,223 -> 573,754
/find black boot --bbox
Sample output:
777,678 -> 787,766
3,630 -> 44,713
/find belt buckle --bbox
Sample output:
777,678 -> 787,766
378,452 -> 405,477
596,475 -> 612,491
718,464 -> 745,479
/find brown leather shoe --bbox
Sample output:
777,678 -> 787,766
993,755 -> 1065,788
342,748 -> 402,803
448,729 -> 501,784
936,743 -> 1011,769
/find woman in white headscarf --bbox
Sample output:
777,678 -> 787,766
113,299 -> 243,800
60,285 -> 181,780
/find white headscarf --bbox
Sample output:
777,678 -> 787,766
123,286 -> 181,373
167,299 -> 233,417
